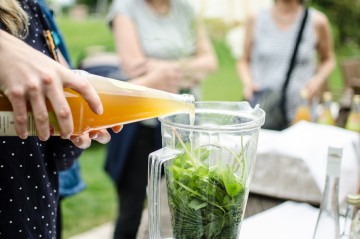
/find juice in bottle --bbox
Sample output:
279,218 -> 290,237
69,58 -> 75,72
0,71 -> 195,136
317,91 -> 335,125
345,95 -> 360,133
292,89 -> 311,124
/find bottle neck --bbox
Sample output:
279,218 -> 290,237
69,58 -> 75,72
341,204 -> 355,238
324,100 -> 332,110
320,175 -> 340,212
322,153 -> 341,208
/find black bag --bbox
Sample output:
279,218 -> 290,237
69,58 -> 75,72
257,8 -> 309,131
254,89 -> 287,130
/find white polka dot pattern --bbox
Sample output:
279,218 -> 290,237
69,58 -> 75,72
0,1 -> 82,238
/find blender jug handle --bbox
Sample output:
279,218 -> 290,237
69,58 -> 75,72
148,147 -> 182,239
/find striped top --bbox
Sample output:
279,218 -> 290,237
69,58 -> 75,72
250,8 -> 317,120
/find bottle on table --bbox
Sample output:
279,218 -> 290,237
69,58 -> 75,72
345,95 -> 360,133
317,91 -> 335,125
313,146 -> 343,239
292,89 -> 312,124
341,194 -> 360,239
0,70 -> 195,136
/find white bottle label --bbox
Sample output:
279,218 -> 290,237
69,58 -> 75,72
0,112 -> 36,136
0,111 -> 59,136
327,156 -> 341,177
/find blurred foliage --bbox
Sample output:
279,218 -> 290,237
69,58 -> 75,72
312,0 -> 360,56
75,0 -> 111,13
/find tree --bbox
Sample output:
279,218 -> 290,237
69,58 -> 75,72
313,0 -> 360,46
76,0 -> 110,14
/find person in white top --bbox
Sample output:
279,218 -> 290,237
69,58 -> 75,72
237,0 -> 335,124
106,0 -> 218,238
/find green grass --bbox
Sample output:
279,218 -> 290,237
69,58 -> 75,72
56,16 -> 347,238
57,17 -> 115,66
202,39 -> 242,101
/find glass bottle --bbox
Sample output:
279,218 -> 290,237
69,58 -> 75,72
341,194 -> 360,239
317,91 -> 335,125
345,95 -> 360,133
0,70 -> 195,136
313,146 -> 343,239
293,89 -> 312,124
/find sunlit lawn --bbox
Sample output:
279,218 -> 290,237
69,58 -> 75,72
57,16 -> 344,238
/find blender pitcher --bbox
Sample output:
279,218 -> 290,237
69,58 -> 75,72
148,101 -> 265,239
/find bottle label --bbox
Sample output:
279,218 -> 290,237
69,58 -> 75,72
0,111 -> 59,136
327,156 -> 341,177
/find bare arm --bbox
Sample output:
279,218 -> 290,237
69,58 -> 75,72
236,12 -> 260,101
147,24 -> 218,87
305,10 -> 335,99
112,15 -> 147,78
112,15 -> 217,90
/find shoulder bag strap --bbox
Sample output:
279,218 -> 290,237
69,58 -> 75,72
280,7 -> 309,122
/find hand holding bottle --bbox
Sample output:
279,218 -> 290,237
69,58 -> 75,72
0,30 -> 103,141
70,126 -> 123,149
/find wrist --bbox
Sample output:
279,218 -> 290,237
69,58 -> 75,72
0,30 -> 6,51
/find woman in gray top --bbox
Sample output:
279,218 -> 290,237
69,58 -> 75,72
237,0 -> 335,124
106,0 -> 217,238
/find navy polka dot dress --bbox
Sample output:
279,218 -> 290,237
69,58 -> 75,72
0,1 -> 82,238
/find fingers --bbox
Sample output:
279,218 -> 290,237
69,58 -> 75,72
70,135 -> 92,149
89,129 -> 111,144
44,74 -> 74,139
5,87 -> 29,139
112,125 -> 123,133
29,88 -> 50,141
62,70 -> 103,116
70,129 -> 111,149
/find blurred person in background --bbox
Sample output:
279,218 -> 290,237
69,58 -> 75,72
105,0 -> 217,238
237,0 -> 335,128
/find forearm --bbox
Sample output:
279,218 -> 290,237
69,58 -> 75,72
237,59 -> 254,88
148,54 -> 217,83
181,54 -> 217,82
313,55 -> 336,86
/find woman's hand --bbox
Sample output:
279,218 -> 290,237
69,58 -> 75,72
304,76 -> 326,100
0,30 -> 103,141
70,126 -> 123,149
243,83 -> 260,101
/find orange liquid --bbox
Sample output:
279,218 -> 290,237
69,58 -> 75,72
67,90 -> 194,135
0,90 -> 194,136
292,106 -> 311,124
